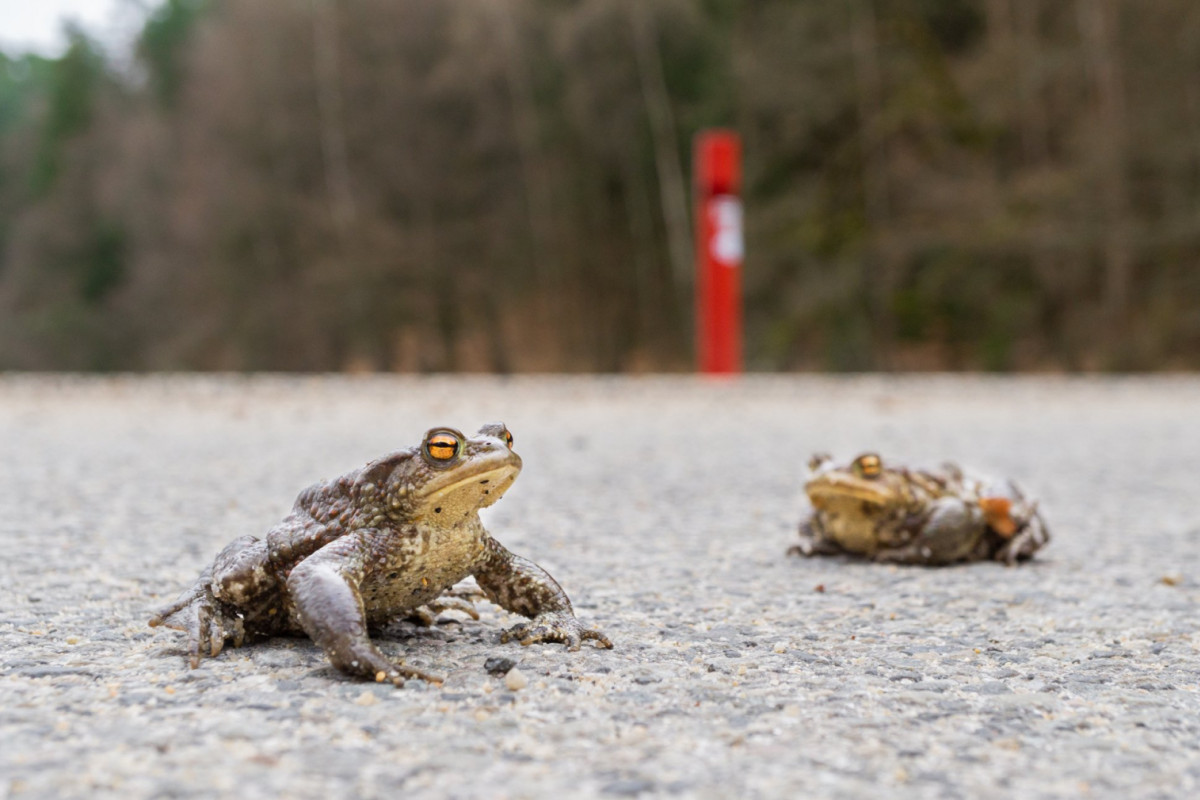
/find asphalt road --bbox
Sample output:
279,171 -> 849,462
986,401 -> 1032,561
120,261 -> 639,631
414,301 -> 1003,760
2,374 -> 1199,799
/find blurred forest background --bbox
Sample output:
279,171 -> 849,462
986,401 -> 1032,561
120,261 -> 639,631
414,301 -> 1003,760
1,0 -> 1198,372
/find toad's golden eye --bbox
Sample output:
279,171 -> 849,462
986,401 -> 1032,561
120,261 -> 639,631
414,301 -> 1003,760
503,430 -> 513,449
425,432 -> 460,462
853,453 -> 883,479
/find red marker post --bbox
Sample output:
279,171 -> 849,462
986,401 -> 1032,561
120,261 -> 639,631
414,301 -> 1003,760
694,130 -> 743,374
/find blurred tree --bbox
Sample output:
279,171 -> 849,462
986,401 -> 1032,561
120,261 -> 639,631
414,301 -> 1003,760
1,0 -> 1199,371
138,0 -> 209,109
31,27 -> 105,195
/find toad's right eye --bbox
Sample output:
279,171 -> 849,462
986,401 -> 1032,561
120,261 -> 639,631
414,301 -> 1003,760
853,453 -> 883,479
425,432 -> 460,462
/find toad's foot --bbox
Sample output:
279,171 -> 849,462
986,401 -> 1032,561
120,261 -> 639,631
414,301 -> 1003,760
501,612 -> 613,651
369,662 -> 444,687
324,641 -> 445,687
994,521 -> 1046,566
787,541 -> 833,558
442,583 -> 487,602
991,501 -> 1050,565
149,586 -> 245,668
405,594 -> 482,627
788,520 -> 844,558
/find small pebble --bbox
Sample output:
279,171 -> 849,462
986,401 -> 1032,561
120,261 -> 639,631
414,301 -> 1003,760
354,691 -> 379,706
504,668 -> 528,691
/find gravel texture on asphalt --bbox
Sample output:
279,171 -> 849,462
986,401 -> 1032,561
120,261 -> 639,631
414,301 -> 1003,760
2,374 -> 1199,799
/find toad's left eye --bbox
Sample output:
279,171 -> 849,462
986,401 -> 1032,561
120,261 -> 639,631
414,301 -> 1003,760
425,432 -> 461,462
853,453 -> 883,479
502,430 -> 513,449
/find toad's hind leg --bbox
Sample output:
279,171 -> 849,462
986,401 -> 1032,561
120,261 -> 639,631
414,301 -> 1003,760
994,507 -> 1050,565
150,535 -> 272,667
209,535 -> 279,607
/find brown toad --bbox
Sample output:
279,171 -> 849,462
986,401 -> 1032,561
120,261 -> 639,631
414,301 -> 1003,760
150,423 -> 612,685
789,453 -> 1049,566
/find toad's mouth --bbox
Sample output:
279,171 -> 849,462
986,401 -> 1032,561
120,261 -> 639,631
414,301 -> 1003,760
806,474 -> 897,507
420,465 -> 519,503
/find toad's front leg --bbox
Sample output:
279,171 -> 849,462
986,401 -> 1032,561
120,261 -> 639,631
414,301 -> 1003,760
286,532 -> 441,686
473,537 -> 612,650
787,516 -> 845,558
